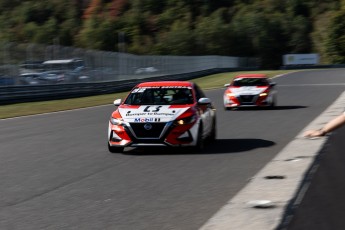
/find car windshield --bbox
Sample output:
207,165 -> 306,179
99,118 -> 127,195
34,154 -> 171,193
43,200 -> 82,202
124,87 -> 194,105
232,78 -> 269,86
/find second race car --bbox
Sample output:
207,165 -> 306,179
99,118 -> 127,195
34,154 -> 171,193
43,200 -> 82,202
108,81 -> 216,153
223,73 -> 277,109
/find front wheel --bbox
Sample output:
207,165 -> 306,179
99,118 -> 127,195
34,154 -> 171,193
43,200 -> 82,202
207,118 -> 216,143
191,125 -> 204,153
270,97 -> 277,108
108,143 -> 124,153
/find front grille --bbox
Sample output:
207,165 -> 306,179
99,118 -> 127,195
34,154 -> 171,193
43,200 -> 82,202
239,95 -> 257,104
129,122 -> 167,138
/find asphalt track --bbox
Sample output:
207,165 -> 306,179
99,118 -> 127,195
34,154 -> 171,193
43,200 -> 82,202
285,115 -> 345,229
1,69 -> 345,230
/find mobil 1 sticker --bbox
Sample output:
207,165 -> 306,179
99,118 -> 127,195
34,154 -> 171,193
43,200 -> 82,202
134,117 -> 161,122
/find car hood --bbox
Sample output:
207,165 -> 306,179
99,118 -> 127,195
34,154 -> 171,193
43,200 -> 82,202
117,105 -> 190,123
229,86 -> 268,95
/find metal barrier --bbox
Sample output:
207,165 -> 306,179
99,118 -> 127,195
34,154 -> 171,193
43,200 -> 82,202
0,42 -> 258,86
0,42 -> 259,104
0,68 -> 256,105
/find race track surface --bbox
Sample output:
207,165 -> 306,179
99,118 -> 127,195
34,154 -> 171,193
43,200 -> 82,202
286,124 -> 345,230
1,69 -> 345,230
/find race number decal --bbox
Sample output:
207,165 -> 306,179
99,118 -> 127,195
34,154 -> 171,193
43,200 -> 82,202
143,106 -> 162,112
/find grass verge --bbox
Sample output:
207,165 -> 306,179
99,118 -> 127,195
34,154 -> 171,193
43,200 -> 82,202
1,70 -> 299,119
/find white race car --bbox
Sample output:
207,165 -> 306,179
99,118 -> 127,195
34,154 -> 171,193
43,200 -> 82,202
223,74 -> 277,109
108,81 -> 216,153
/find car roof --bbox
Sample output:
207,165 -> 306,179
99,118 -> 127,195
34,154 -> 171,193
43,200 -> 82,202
20,73 -> 42,76
42,58 -> 83,64
136,81 -> 194,87
234,74 -> 268,79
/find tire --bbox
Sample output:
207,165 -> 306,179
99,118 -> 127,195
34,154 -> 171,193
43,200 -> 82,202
208,118 -> 216,142
270,97 -> 277,108
225,107 -> 238,111
108,143 -> 124,153
192,124 -> 204,153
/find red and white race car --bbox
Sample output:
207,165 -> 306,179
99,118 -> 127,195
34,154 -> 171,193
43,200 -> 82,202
108,81 -> 216,153
223,74 -> 277,109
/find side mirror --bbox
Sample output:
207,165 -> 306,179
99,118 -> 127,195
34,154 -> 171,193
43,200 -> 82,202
198,97 -> 211,105
224,83 -> 230,87
113,99 -> 122,106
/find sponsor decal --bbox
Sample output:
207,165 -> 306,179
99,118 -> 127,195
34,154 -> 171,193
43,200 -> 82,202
119,106 -> 189,123
143,105 -> 162,112
126,112 -> 175,117
134,118 -> 161,122
124,106 -> 176,117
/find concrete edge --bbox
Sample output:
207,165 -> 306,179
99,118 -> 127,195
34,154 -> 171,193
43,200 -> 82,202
199,91 -> 345,230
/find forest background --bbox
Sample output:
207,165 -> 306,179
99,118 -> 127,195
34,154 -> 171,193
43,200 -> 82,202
0,0 -> 344,69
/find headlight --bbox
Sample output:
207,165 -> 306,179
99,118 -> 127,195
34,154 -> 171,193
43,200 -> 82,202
110,117 -> 124,125
226,93 -> 235,97
259,92 -> 268,97
175,115 -> 197,125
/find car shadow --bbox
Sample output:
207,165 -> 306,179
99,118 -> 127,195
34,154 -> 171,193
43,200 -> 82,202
122,138 -> 275,155
271,105 -> 308,110
202,138 -> 275,154
228,105 -> 307,111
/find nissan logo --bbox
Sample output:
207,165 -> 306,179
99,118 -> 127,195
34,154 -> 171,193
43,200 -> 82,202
144,123 -> 152,130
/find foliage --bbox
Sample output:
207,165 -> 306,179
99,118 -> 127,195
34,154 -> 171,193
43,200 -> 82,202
326,9 -> 345,63
0,0 -> 343,68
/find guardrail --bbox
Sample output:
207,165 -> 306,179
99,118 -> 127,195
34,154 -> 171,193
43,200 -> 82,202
0,68 -> 252,105
280,64 -> 345,69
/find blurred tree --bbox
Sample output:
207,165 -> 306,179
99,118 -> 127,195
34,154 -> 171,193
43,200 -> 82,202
287,15 -> 312,53
154,19 -> 195,55
194,8 -> 233,55
76,16 -> 117,50
107,0 -> 129,19
287,0 -> 310,17
33,17 -> 59,44
83,0 -> 102,19
0,0 -> 83,46
311,11 -> 333,64
117,6 -> 149,53
22,22 -> 40,41
325,9 -> 345,63
0,0 -> 343,67
0,0 -> 23,11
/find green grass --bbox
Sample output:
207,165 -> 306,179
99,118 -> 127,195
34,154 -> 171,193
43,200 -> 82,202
0,70 -> 299,119
193,70 -> 298,89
